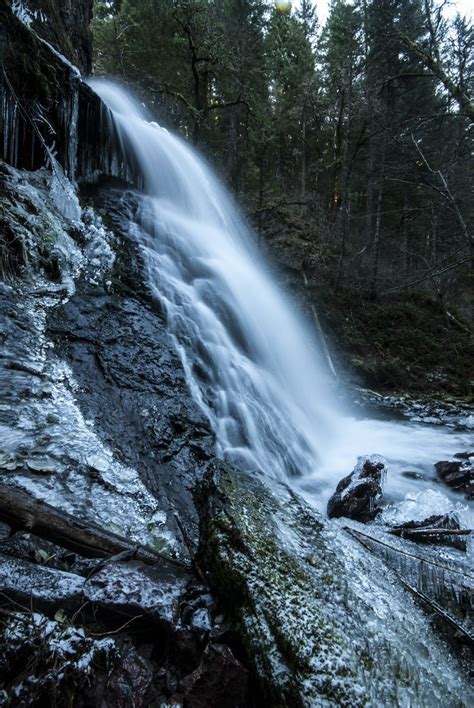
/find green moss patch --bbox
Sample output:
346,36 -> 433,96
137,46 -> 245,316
198,462 -> 471,706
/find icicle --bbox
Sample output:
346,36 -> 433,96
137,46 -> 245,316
66,87 -> 79,182
2,88 -> 9,159
48,156 -> 81,221
11,1 -> 46,27
400,580 -> 474,646
12,101 -> 18,167
36,37 -> 81,78
345,526 -> 473,610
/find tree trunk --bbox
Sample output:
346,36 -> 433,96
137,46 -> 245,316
369,85 -> 388,299
301,102 -> 307,215
335,64 -> 354,292
0,483 -> 186,567
370,174 -> 385,299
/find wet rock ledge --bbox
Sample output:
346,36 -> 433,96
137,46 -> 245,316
0,163 -> 249,705
0,483 -> 248,707
1,161 -> 471,706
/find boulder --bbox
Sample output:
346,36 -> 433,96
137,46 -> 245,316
0,522 -> 247,706
327,454 -> 387,521
0,552 -> 85,612
435,455 -> 474,499
198,461 -> 470,706
83,560 -> 190,629
0,611 -> 118,705
174,643 -> 248,708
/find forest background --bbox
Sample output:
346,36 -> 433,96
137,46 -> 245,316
92,0 -> 474,396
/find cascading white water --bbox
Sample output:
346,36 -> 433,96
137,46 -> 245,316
89,79 -> 341,480
90,79 -> 473,520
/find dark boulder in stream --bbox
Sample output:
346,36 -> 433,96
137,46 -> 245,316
327,454 -> 387,521
435,455 -> 474,499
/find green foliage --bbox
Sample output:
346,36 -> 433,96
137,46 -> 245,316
92,0 -> 473,322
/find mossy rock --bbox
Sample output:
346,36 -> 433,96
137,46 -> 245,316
198,461 -> 472,706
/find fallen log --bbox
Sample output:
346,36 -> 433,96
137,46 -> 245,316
390,527 -> 471,537
389,513 -> 471,551
0,483 -> 186,568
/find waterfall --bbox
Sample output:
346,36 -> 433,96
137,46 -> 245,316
89,79 -> 340,481
89,80 -> 473,519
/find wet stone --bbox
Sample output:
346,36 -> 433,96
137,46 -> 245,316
0,552 -> 85,611
100,638 -> 155,707
0,408 -> 20,426
453,451 -> 474,460
189,607 -> 212,632
401,470 -> 427,481
0,522 -> 11,540
464,484 -> 474,500
181,592 -> 215,633
0,611 -> 119,706
435,457 -> 474,497
47,284 -> 215,556
0,456 -> 23,471
173,643 -> 248,708
0,530 -> 77,572
83,559 -> 190,627
327,454 -> 387,522
86,453 -> 109,472
25,456 -> 60,474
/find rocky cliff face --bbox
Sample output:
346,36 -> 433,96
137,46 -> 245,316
10,0 -> 94,74
0,161 -> 250,706
0,0 -> 121,182
0,5 -> 251,703
28,0 -> 94,74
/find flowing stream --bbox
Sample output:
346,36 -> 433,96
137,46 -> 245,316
90,80 -> 472,523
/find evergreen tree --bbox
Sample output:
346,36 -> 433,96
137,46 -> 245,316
91,0 -> 473,306
319,0 -> 364,288
297,0 -> 318,43
265,6 -> 315,193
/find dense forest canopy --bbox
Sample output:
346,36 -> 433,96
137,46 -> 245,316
92,0 -> 473,317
